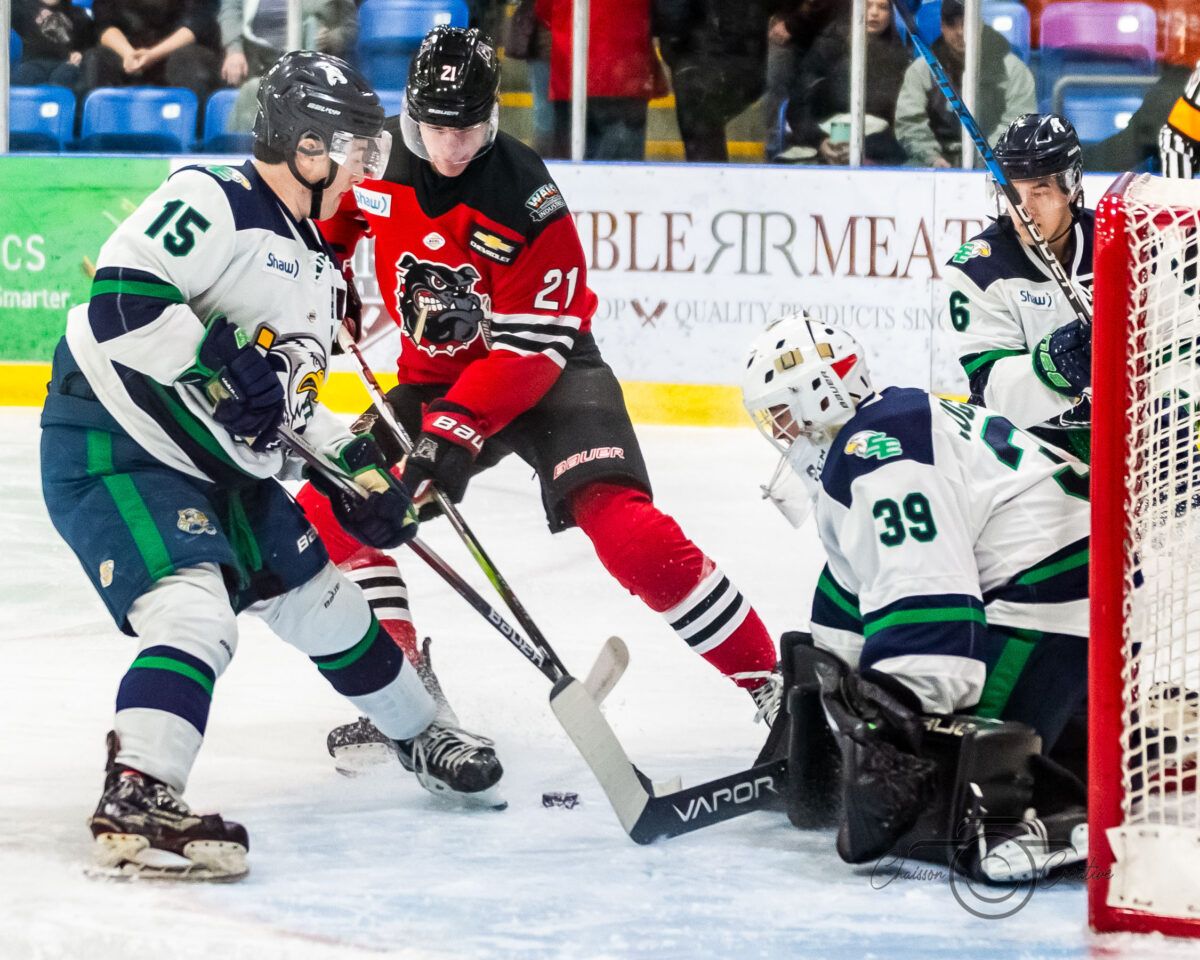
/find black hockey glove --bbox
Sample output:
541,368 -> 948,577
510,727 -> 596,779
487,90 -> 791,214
181,316 -> 284,451
1033,318 -> 1091,395
310,435 -> 419,549
402,400 -> 485,504
808,649 -> 939,864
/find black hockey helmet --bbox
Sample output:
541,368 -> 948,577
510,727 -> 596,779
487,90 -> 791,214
993,113 -> 1084,211
401,27 -> 501,165
255,51 -> 391,215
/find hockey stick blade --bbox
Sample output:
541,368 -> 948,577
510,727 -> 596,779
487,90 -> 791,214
549,675 -> 789,844
582,636 -> 629,703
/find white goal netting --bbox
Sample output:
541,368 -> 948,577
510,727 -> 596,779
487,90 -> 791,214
1105,175 -> 1200,923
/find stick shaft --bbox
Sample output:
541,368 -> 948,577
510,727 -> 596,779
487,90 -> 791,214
343,338 -> 571,677
891,0 -> 1092,325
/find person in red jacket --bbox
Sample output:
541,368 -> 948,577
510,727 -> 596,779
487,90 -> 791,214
540,0 -> 667,159
298,27 -> 781,772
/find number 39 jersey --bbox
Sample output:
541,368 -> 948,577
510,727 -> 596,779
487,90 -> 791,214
319,126 -> 598,436
809,386 -> 1089,716
63,161 -> 352,483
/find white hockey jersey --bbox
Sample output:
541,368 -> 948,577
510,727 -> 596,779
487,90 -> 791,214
64,161 -> 352,482
942,212 -> 1094,461
809,386 -> 1089,717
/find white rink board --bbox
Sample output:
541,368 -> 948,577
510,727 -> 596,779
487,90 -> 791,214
329,162 -> 1118,395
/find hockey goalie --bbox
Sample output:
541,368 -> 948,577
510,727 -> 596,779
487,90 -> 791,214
742,314 -> 1090,884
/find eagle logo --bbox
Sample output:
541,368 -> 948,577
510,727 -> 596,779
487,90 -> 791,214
265,333 -> 329,427
394,254 -> 489,357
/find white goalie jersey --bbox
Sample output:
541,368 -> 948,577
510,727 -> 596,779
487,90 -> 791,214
64,161 -> 353,482
809,386 -> 1089,716
942,213 -> 1093,460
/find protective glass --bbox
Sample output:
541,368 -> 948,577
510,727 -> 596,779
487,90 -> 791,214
399,94 -> 499,164
328,128 -> 392,178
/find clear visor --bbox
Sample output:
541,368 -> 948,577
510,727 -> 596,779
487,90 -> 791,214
988,165 -> 1082,208
327,128 -> 392,178
751,402 -> 835,455
400,94 -> 499,166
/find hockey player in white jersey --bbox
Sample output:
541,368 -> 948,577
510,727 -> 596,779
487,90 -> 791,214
39,51 -> 502,881
743,314 -> 1088,883
943,113 -> 1093,462
1160,63 -> 1200,179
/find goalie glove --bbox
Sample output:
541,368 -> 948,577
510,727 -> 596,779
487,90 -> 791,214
309,435 -> 419,549
1034,318 -> 1091,396
808,649 -> 939,864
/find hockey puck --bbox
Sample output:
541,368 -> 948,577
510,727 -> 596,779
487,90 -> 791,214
541,791 -> 580,809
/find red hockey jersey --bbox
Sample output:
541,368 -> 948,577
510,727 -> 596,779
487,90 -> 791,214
319,126 -> 597,437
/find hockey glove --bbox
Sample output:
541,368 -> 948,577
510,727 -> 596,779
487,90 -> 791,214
809,649 -> 939,864
1033,318 -> 1091,395
311,435 -> 419,549
182,316 -> 285,451
402,400 -> 485,503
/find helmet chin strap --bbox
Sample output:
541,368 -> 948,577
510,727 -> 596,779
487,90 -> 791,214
287,148 -> 341,220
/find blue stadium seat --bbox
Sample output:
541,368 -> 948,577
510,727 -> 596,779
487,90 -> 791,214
1060,86 -> 1148,143
984,0 -> 1031,62
357,0 -> 469,88
202,88 -> 252,154
79,87 -> 198,153
10,30 -> 21,66
376,88 -> 406,118
8,85 -> 76,152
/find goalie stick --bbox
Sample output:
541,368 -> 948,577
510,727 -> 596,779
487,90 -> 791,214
890,0 -> 1092,328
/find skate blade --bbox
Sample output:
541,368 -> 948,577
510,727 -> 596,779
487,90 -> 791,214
330,741 -> 400,777
415,775 -> 508,811
90,833 -> 248,882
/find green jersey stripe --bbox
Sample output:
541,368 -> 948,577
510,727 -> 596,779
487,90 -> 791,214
91,279 -> 186,303
129,655 -> 215,696
863,605 -> 987,638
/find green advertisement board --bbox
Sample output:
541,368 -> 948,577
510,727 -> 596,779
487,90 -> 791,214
0,157 -> 169,362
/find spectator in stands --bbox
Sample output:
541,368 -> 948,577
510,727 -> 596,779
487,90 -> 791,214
79,1 -> 222,112
503,0 -> 556,156
779,0 -> 909,165
653,0 -> 771,162
11,0 -> 95,88
894,0 -> 1035,168
543,0 -> 666,161
218,0 -> 358,131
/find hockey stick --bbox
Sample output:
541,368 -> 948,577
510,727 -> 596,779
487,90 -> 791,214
338,331 -> 570,678
890,0 -> 1092,327
277,424 -> 630,703
322,351 -> 791,840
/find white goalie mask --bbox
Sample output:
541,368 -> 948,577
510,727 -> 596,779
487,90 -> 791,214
741,314 -> 873,526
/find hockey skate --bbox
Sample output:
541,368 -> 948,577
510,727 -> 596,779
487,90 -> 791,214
327,638 -> 506,808
88,732 -> 248,882
959,802 -> 1088,884
734,665 -> 786,765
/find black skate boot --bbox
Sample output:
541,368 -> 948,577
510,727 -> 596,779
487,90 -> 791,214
327,639 -> 505,807
88,732 -> 248,881
958,802 -> 1088,884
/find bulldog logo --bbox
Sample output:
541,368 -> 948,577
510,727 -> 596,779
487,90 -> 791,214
394,254 -> 489,357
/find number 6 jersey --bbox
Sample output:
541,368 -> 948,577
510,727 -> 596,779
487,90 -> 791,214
809,386 -> 1089,716
318,125 -> 598,437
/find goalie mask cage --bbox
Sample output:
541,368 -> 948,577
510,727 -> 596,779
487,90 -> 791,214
1091,172 -> 1200,936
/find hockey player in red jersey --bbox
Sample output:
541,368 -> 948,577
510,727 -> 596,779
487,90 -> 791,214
297,27 -> 781,768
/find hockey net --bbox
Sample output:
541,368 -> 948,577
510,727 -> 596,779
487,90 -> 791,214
1091,172 -> 1200,936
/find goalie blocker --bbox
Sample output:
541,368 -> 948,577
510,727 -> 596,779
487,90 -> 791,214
780,633 -> 1087,884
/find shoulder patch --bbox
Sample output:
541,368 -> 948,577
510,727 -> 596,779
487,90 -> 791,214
950,239 -> 991,264
468,224 -> 523,264
525,182 -> 566,223
843,430 -> 903,460
202,164 -> 251,189
353,185 -> 392,218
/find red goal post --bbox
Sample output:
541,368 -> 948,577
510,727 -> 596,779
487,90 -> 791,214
1090,172 -> 1200,937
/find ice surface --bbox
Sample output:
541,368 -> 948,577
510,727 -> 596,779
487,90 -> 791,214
0,409 -> 1193,960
